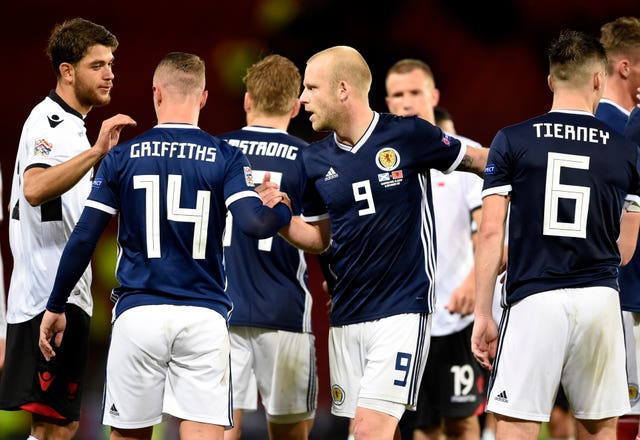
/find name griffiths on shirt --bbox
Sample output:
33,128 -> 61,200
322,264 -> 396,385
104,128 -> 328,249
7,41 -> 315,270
130,141 -> 216,162
225,139 -> 298,160
533,123 -> 610,144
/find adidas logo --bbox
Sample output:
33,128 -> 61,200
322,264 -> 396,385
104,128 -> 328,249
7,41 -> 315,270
324,167 -> 338,181
109,404 -> 119,417
495,390 -> 508,403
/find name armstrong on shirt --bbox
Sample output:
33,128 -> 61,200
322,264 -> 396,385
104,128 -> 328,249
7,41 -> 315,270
225,138 -> 299,160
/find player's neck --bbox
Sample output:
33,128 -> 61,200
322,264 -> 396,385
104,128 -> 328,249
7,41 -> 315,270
336,108 -> 375,146
157,106 -> 199,126
551,94 -> 597,114
602,80 -> 635,111
246,113 -> 290,131
55,84 -> 91,116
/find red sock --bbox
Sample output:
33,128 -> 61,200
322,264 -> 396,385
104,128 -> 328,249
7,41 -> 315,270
617,415 -> 640,440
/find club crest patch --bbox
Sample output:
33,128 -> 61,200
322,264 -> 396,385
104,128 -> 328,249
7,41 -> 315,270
375,147 -> 400,171
34,139 -> 53,156
244,166 -> 255,187
630,383 -> 640,405
331,384 -> 345,406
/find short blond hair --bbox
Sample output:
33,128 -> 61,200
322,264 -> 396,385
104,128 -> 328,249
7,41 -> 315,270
244,54 -> 300,116
154,52 -> 205,95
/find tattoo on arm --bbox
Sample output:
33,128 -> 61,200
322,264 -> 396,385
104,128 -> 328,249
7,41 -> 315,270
458,153 -> 484,178
459,154 -> 473,170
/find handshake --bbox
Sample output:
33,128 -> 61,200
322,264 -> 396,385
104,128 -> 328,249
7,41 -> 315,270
256,171 -> 291,212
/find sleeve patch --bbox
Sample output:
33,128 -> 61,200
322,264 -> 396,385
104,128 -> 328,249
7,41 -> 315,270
34,139 -> 53,156
243,166 -> 255,187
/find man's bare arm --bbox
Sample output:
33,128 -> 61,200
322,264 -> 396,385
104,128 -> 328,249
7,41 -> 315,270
457,145 -> 488,178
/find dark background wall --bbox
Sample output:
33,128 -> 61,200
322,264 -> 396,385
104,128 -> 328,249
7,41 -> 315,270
0,0 -> 638,438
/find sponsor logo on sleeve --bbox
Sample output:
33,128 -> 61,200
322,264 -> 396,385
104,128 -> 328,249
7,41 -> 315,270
47,114 -> 63,128
484,163 -> 496,176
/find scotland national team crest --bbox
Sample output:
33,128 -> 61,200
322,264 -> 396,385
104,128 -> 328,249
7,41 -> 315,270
34,139 -> 53,156
375,147 -> 400,171
331,384 -> 345,406
376,147 -> 404,188
630,383 -> 640,405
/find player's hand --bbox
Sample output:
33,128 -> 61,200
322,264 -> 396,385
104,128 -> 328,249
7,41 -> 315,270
0,338 -> 5,377
39,310 -> 67,362
471,314 -> 498,370
256,172 -> 291,210
93,114 -> 137,156
445,282 -> 475,316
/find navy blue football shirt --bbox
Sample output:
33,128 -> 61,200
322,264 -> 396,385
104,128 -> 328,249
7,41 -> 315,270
87,123 -> 268,319
219,126 -> 312,332
301,112 -> 465,326
483,110 -> 640,304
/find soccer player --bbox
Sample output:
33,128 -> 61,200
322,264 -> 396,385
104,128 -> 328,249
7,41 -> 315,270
472,29 -> 640,440
0,18 -> 134,440
264,45 -> 488,440
0,165 -> 5,374
594,16 -> 640,440
384,59 -> 485,440
38,52 -> 292,440
218,54 -> 318,440
625,89 -> 640,440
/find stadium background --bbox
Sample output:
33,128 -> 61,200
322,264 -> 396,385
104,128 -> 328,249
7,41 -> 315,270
0,0 -> 637,438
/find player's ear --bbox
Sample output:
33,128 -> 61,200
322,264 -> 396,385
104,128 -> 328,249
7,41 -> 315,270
591,69 -> 603,94
432,87 -> 440,106
547,75 -> 554,92
59,62 -> 74,84
244,92 -> 252,113
200,90 -> 208,109
290,99 -> 301,118
153,85 -> 162,107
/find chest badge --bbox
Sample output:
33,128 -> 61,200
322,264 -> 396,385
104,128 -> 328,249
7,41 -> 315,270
375,147 -> 400,171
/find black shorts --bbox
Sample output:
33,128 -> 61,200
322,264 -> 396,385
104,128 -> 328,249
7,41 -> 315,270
400,322 -> 484,432
0,304 -> 90,421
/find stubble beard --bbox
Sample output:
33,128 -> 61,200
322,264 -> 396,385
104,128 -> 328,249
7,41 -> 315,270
75,81 -> 112,109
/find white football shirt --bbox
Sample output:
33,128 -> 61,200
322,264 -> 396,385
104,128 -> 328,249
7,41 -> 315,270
7,92 -> 93,323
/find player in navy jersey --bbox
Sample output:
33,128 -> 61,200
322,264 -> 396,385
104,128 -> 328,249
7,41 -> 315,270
38,52 -> 291,440
0,18 -> 135,440
472,30 -> 640,440
261,45 -> 487,440
218,54 -> 318,440
595,17 -> 640,440
595,17 -> 640,134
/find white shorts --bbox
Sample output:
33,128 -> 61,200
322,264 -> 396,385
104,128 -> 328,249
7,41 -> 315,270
487,286 -> 629,421
229,326 -> 317,422
329,313 -> 431,419
102,305 -> 232,429
624,311 -> 640,414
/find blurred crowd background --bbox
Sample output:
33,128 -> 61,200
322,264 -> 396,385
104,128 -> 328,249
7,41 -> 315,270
0,0 -> 638,438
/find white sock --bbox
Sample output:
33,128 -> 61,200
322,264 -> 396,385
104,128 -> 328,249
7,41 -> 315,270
347,435 -> 355,440
27,436 -> 40,440
481,429 -> 496,440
